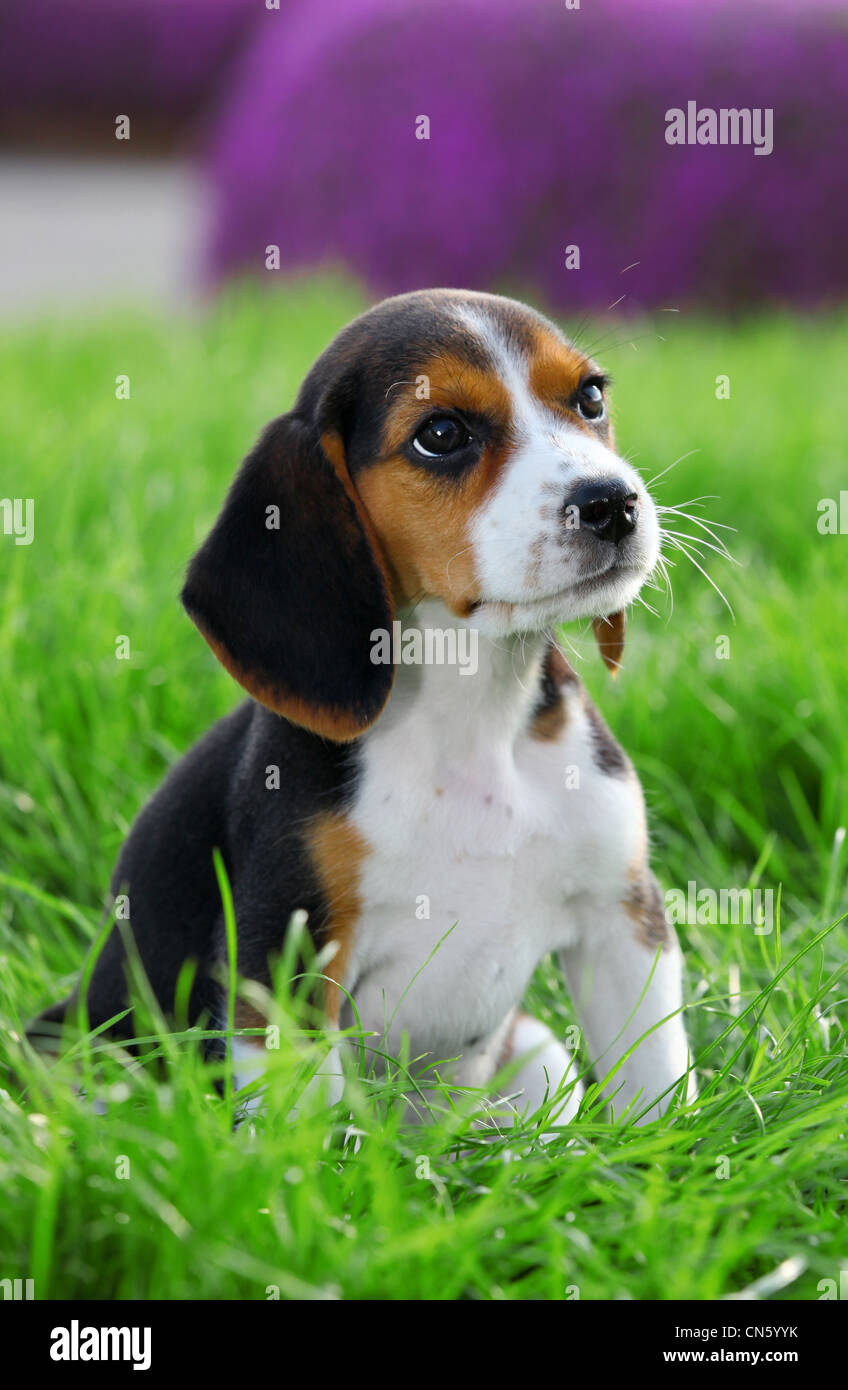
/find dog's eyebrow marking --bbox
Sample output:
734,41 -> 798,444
376,351 -> 513,457
452,303 -> 530,401
452,302 -> 597,448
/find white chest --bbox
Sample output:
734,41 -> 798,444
342,635 -> 641,1062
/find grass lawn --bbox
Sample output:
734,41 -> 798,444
1,277 -> 846,1301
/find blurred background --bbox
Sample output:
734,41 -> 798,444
2,0 -> 847,318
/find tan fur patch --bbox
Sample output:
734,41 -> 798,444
192,426 -> 396,741
529,701 -> 566,742
529,641 -> 579,742
233,1000 -> 268,1033
307,811 -> 369,1025
528,334 -> 598,425
624,873 -> 669,951
356,354 -> 514,614
321,427 -> 394,577
379,356 -> 512,456
190,622 -> 371,742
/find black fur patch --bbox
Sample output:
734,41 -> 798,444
29,703 -> 361,1043
583,698 -> 630,777
529,640 -> 579,741
181,413 -> 395,737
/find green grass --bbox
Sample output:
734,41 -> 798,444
1,277 -> 847,1300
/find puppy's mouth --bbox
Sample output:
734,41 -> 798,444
473,559 -> 639,618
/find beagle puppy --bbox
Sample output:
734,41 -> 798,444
33,289 -> 695,1124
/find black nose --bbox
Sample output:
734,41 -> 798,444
567,480 -> 639,545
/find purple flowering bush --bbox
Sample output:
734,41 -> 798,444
0,0 -> 257,124
205,0 -> 848,309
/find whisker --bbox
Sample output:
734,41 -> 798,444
565,313 -> 593,352
662,536 -> 735,620
656,553 -> 674,621
554,628 -> 587,665
665,519 -> 736,558
645,449 -> 700,489
653,503 -> 734,533
633,593 -> 660,618
582,328 -> 669,360
657,502 -> 737,534
660,527 -> 739,566
385,380 -> 416,399
659,493 -> 722,511
660,521 -> 733,555
445,542 -> 477,585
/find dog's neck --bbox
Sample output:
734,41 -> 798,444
372,598 -> 548,767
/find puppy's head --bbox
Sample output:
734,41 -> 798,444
182,289 -> 659,738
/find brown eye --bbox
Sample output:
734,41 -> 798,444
413,414 -> 470,457
576,379 -> 605,421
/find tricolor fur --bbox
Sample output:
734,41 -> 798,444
32,290 -> 695,1124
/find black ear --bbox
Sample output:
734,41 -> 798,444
182,413 -> 395,740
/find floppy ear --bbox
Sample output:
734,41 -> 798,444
182,413 -> 395,740
592,610 -> 626,677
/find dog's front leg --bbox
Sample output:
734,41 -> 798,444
560,876 -> 696,1123
230,1035 -> 344,1123
452,1010 -> 584,1140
